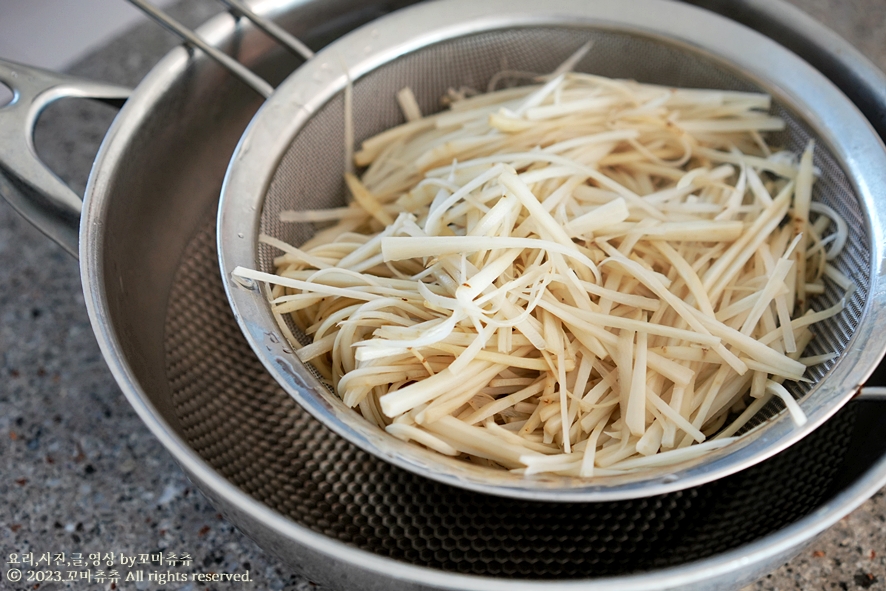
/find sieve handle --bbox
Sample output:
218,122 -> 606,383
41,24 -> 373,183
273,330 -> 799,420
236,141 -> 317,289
0,59 -> 130,258
126,0 -> 314,99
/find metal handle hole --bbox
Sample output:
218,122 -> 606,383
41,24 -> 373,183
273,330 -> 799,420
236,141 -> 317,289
33,97 -> 119,197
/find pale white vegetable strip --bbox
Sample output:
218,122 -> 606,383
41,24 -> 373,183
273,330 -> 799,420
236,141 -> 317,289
280,207 -> 368,222
397,87 -> 423,122
296,332 -> 337,362
382,236 -> 600,280
546,41 -> 594,80
798,352 -> 837,366
626,329 -> 648,436
810,202 -> 848,260
260,234 -> 333,270
759,243 -> 800,353
689,307 -> 806,378
386,423 -> 459,456
739,257 -> 793,336
423,415 -> 545,466
607,437 -> 736,471
462,380 -> 546,425
548,304 -> 721,347
636,419 -> 664,456
563,198 -> 630,237
514,73 -> 564,116
733,358 -> 795,379
652,241 -> 715,317
578,279 -> 660,311
424,152 -> 666,220
345,173 -> 394,226
526,96 -> 619,120
616,326 -> 635,432
233,267 -> 382,301
579,419 -> 609,477
693,146 -> 798,178
758,298 -> 848,347
677,116 -> 784,133
428,342 -> 574,371
599,221 -> 745,242
485,421 -> 561,455
416,361 -> 514,424
646,388 -> 706,443
521,454 -> 583,476
823,264 -> 855,291
424,164 -> 508,234
716,391 -> 773,438
793,141 -> 816,312
765,380 -> 808,426
543,130 -> 639,155
499,171 -> 584,249
380,360 -> 499,417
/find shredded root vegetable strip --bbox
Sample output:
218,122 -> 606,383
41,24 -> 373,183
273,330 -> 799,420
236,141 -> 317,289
792,142 -> 815,313
382,235 -> 600,281
397,87 -> 423,122
345,173 -> 394,225
386,423 -> 460,456
765,380 -> 808,426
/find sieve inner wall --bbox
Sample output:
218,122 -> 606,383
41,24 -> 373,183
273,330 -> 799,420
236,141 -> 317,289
257,27 -> 870,433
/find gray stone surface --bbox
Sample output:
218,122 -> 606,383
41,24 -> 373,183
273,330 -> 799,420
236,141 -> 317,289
0,1 -> 883,590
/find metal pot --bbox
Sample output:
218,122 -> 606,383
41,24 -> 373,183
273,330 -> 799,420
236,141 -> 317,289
2,0 -> 885,589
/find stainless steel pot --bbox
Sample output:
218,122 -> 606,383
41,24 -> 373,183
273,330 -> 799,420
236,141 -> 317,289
2,1 -> 886,589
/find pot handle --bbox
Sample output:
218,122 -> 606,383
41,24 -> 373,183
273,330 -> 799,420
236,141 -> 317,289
857,387 -> 886,402
0,59 -> 130,258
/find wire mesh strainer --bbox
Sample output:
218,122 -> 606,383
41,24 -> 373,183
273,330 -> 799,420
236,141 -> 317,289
218,0 -> 886,501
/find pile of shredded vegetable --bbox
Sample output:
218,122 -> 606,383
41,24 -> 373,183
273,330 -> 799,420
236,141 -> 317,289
234,64 -> 854,477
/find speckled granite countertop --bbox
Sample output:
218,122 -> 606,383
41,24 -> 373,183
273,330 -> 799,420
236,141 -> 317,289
1,1 -> 884,590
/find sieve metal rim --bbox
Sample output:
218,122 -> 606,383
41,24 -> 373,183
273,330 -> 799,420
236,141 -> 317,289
218,0 -> 886,502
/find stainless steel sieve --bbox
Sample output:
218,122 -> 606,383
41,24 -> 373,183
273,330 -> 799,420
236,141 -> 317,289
218,0 -> 886,501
